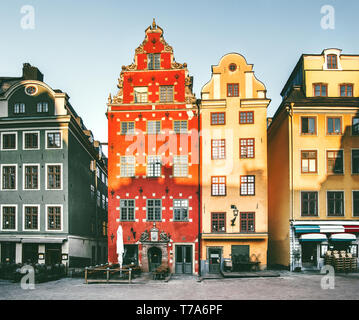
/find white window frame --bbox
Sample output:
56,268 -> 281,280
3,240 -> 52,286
173,120 -> 188,134
173,155 -> 188,177
147,155 -> 162,177
45,163 -> 63,190
45,130 -> 63,149
14,103 -> 25,114
22,131 -> 40,150
23,163 -> 40,191
23,204 -> 40,232
147,120 -> 161,135
45,204 -> 63,232
173,199 -> 189,221
0,205 -> 18,231
36,102 -> 49,113
1,131 -> 18,151
1,164 -> 18,191
120,156 -> 135,177
134,87 -> 148,103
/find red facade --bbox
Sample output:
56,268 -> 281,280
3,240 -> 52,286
107,20 -> 199,274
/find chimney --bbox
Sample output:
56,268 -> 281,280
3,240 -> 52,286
22,63 -> 44,81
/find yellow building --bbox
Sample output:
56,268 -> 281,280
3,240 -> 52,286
200,53 -> 270,274
268,49 -> 359,271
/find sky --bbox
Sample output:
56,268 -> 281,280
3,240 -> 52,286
1,0 -> 359,156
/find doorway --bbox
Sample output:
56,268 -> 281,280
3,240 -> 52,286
175,245 -> 192,274
1,242 -> 15,263
301,242 -> 318,268
208,248 -> 222,273
148,246 -> 162,272
22,244 -> 38,264
45,244 -> 62,265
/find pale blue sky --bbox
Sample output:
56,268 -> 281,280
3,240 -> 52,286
1,0 -> 359,154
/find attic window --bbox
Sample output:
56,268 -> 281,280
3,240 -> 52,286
25,86 -> 37,95
327,54 -> 338,69
229,63 -> 237,72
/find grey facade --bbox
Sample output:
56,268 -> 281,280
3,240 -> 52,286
0,63 -> 108,267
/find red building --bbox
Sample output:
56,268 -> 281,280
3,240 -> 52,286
107,20 -> 199,274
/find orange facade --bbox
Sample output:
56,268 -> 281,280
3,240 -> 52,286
107,20 -> 199,274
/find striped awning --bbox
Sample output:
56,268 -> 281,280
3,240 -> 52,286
344,226 -> 359,233
329,233 -> 357,242
299,233 -> 327,242
320,225 -> 345,233
294,225 -> 320,233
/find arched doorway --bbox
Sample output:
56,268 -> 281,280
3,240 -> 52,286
148,247 -> 162,271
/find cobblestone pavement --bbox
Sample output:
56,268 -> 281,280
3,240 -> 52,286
1,271 -> 358,300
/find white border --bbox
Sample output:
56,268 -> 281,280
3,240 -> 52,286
22,204 -> 41,232
45,204 -> 63,232
0,204 -> 18,231
0,132 -> 17,151
45,130 -> 63,149
23,163 -> 40,191
45,163 -> 63,190
0,164 -> 18,191
22,131 -> 40,150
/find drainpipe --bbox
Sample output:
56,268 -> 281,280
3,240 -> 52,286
197,101 -> 202,277
286,102 -> 295,270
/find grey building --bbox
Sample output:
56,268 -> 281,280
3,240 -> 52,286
0,63 -> 108,267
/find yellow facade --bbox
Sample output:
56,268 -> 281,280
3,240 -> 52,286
268,49 -> 359,270
200,53 -> 270,273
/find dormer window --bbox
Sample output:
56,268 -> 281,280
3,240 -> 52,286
340,84 -> 353,97
327,54 -> 338,69
313,83 -> 327,97
37,102 -> 48,113
14,103 -> 25,114
148,53 -> 161,70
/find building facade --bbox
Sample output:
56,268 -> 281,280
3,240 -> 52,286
200,53 -> 270,273
0,63 -> 108,267
107,20 -> 200,274
268,49 -> 359,270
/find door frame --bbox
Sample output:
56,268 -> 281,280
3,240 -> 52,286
174,243 -> 195,275
207,246 -> 223,274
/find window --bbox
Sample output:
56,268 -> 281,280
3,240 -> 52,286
327,54 -> 338,69
301,192 -> 318,216
211,212 -> 226,232
148,53 -> 161,70
227,83 -> 239,97
47,165 -> 62,189
24,165 -> 39,190
146,199 -> 162,221
211,139 -> 225,160
301,150 -> 317,173
173,120 -> 188,134
25,86 -> 37,95
46,132 -> 62,148
240,138 -> 255,159
97,191 -> 101,207
47,206 -> 61,230
313,84 -> 328,97
120,156 -> 135,177
340,84 -> 353,97
120,122 -> 135,135
134,87 -> 148,103
24,206 -> 39,230
229,63 -> 237,72
2,165 -> 16,190
24,132 -> 39,149
173,199 -> 188,221
327,150 -> 343,174
120,199 -> 135,221
2,206 -> 16,230
102,194 -> 106,209
90,185 -> 95,199
147,120 -> 161,134
211,176 -> 226,196
239,111 -> 254,124
37,102 -> 48,113
211,112 -> 225,125
240,175 -> 255,196
327,117 -> 341,134
353,191 -> 359,217
353,150 -> 359,174
240,212 -> 255,233
159,86 -> 173,102
352,117 -> 359,135
14,103 -> 25,114
1,133 -> 16,150
327,191 -> 344,216
147,155 -> 161,177
301,117 -> 316,134
173,155 -> 188,177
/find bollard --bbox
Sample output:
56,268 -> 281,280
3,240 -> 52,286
106,268 -> 110,283
129,268 -> 132,284
85,267 -> 88,284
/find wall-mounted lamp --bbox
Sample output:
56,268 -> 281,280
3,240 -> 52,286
38,253 -> 45,260
130,227 -> 136,240
139,187 -> 143,194
231,205 -> 239,226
